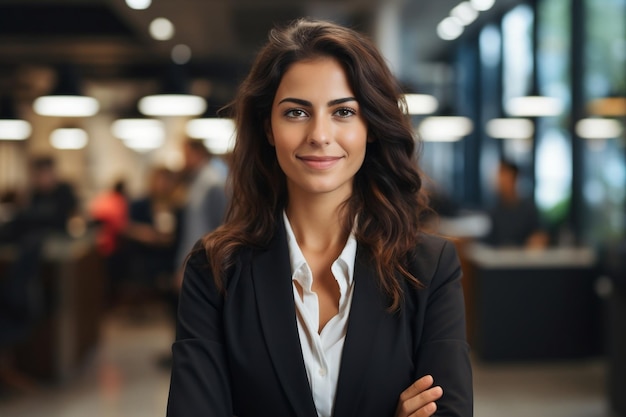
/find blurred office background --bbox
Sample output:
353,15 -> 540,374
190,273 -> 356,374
0,0 -> 624,416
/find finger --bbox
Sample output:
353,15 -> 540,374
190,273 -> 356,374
397,386 -> 443,417
410,400 -> 437,417
399,375 -> 434,402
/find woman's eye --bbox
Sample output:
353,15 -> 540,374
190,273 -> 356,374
285,109 -> 307,118
335,107 -> 356,118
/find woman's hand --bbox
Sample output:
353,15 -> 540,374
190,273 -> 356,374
395,375 -> 443,417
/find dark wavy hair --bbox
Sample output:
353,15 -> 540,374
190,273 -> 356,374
203,18 -> 428,310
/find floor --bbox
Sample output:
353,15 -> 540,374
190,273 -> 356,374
0,305 -> 616,417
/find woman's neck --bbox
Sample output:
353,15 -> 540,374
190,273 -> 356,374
285,194 -> 349,253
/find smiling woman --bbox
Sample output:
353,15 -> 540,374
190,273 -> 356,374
166,18 -> 473,417
268,57 -> 368,200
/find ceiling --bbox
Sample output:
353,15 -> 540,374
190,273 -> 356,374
0,0 -> 521,115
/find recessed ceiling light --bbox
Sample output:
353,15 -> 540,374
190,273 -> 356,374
451,2 -> 479,26
437,16 -> 464,40
171,44 -> 192,65
125,0 -> 151,10
150,17 -> 175,41
471,0 -> 496,12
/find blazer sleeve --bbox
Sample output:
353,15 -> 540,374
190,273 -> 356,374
166,244 -> 233,417
413,238 -> 473,417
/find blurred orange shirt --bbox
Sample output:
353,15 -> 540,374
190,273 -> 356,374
89,191 -> 128,256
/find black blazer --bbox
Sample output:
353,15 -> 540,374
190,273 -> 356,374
167,220 -> 473,417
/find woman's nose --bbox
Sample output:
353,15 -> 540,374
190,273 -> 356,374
307,116 -> 331,146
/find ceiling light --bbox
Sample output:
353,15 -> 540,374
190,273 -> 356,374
0,96 -> 31,140
486,118 -> 534,139
186,118 -> 236,154
121,137 -> 165,152
34,96 -> 99,117
576,118 -> 623,139
437,17 -> 464,41
418,116 -> 473,142
451,2 -> 479,26
125,0 -> 151,10
505,96 -> 564,117
150,17 -> 175,41
402,94 -> 439,115
139,94 -> 206,117
32,65 -> 99,117
171,44 -> 192,65
111,118 -> 165,150
50,128 -> 88,149
0,120 -> 31,140
471,0 -> 496,12
139,64 -> 207,117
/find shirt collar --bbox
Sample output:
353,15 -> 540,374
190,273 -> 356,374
282,211 -> 357,290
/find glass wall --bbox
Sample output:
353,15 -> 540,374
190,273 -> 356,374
535,0 -> 572,234
501,4 -> 535,194
582,0 -> 626,246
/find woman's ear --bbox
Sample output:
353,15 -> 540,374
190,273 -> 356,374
265,120 -> 275,146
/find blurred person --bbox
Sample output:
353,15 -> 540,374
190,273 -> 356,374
155,142 -> 227,367
88,179 -> 129,304
174,138 -> 228,277
89,179 -> 129,257
124,167 -> 182,302
0,156 -> 77,393
167,19 -> 472,417
484,159 -> 549,249
0,156 -> 77,240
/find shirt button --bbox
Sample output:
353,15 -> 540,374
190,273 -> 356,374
318,368 -> 327,377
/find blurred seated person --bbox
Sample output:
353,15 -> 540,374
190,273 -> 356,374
484,160 -> 549,249
0,155 -> 77,392
123,167 -> 182,301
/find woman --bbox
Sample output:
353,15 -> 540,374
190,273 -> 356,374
167,19 -> 472,417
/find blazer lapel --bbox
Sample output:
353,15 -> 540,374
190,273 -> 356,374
251,220 -> 318,417
333,248 -> 389,417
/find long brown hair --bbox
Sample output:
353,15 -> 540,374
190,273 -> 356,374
203,18 -> 428,310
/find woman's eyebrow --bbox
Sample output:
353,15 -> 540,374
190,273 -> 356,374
277,97 -> 358,107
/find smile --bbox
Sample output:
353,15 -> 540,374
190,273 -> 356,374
296,155 -> 343,170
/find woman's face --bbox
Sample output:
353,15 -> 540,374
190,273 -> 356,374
267,56 -> 368,202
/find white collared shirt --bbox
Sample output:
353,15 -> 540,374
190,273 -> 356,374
283,212 -> 357,417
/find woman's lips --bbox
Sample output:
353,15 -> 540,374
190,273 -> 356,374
297,155 -> 343,170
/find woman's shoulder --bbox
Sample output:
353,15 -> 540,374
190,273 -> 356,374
407,232 -> 461,286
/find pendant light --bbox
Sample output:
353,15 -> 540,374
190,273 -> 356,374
0,95 -> 31,140
33,65 -> 99,117
138,64 -> 206,117
186,117 -> 236,155
111,105 -> 165,152
485,118 -> 534,139
417,105 -> 473,142
575,118 -> 623,139
505,95 -> 563,117
402,94 -> 439,115
50,127 -> 89,149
